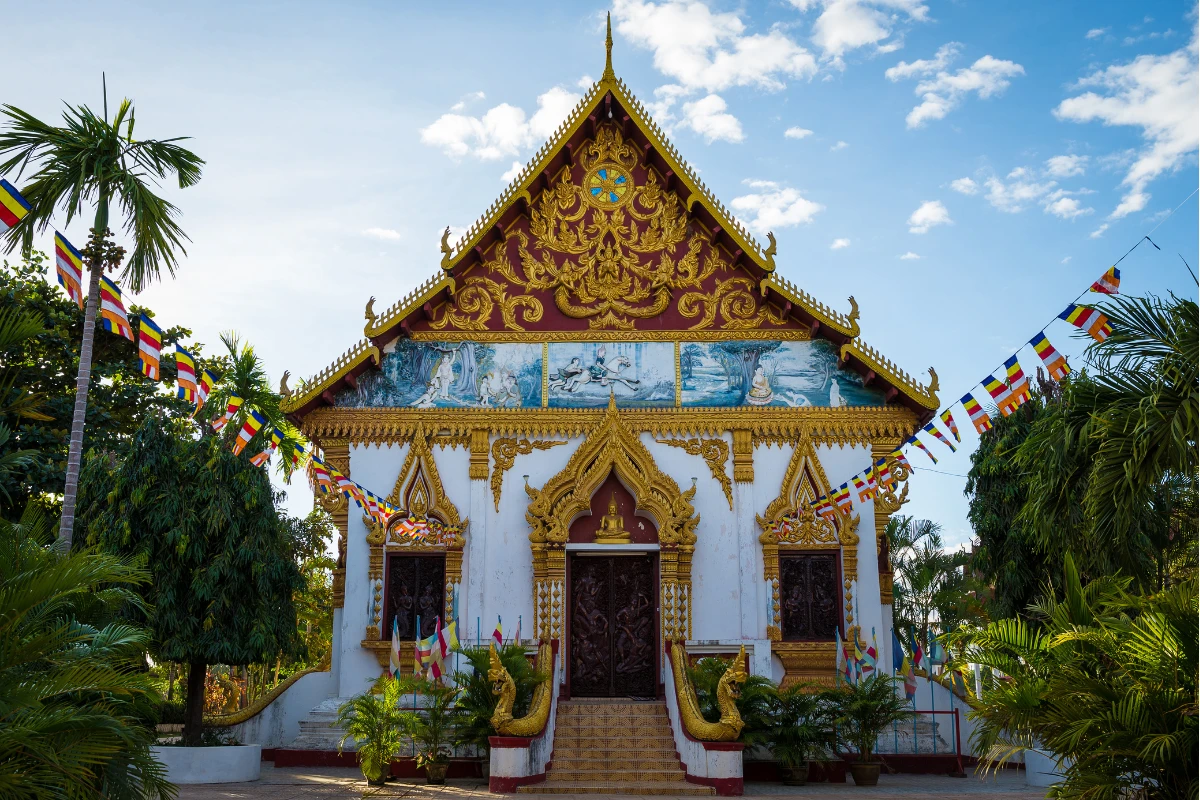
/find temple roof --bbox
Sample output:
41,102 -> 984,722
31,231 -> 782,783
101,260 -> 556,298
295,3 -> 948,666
281,19 -> 939,423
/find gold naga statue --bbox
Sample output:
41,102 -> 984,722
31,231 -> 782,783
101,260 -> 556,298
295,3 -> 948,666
669,643 -> 748,741
593,492 -> 632,544
488,642 -> 553,737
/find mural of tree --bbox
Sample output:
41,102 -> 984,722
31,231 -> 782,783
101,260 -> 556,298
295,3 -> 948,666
715,341 -> 782,404
680,344 -> 703,382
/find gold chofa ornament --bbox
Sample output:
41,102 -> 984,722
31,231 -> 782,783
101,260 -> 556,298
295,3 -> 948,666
594,492 -> 631,544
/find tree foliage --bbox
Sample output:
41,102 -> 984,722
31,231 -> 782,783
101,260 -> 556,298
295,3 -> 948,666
0,503 -> 173,800
950,555 -> 1197,800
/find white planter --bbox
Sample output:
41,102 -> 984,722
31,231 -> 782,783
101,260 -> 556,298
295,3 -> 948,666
1025,747 -> 1070,788
150,744 -> 262,784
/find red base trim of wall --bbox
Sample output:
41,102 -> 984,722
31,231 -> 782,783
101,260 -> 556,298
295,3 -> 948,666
876,754 -> 965,775
685,774 -> 743,796
489,773 -> 546,793
489,735 -> 536,748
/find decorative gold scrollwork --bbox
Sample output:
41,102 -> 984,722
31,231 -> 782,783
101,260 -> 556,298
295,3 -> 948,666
490,438 -> 567,510
654,437 -> 733,509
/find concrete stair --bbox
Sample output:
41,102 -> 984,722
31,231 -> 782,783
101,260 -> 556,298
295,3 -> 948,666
519,700 -> 714,796
288,697 -> 351,751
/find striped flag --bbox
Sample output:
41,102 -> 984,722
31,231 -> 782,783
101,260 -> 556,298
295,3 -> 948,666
232,409 -> 267,456
874,458 -> 894,489
310,457 -> 334,493
175,346 -> 198,402
961,393 -> 993,434
0,179 -> 31,233
815,496 -> 836,521
195,369 -> 217,415
833,484 -> 853,513
53,232 -> 85,308
982,374 -> 1014,417
137,316 -> 164,379
836,628 -> 852,687
250,427 -> 284,467
923,421 -> 957,452
1029,332 -> 1070,381
864,467 -> 878,496
853,473 -> 873,503
492,617 -> 503,645
291,442 -> 308,468
1004,355 -> 1031,410
1090,266 -> 1120,295
908,435 -> 938,464
890,448 -> 913,473
98,276 -> 134,341
939,408 -> 961,443
1060,303 -> 1112,342
212,394 -> 244,432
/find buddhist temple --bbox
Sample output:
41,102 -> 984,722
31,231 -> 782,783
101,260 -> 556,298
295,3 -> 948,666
236,18 -> 954,794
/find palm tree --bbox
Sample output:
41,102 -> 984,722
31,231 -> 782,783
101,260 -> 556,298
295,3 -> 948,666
0,89 -> 203,547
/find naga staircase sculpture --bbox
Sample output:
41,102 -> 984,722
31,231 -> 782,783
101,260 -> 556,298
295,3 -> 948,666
669,641 -> 747,741
489,642 -> 553,737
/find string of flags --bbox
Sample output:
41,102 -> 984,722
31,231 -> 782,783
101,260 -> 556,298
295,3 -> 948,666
802,264 -> 1121,517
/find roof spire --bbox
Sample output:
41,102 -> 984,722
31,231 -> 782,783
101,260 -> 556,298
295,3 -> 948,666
602,12 -> 615,81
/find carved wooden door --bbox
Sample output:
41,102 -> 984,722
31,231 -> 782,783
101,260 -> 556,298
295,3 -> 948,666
569,554 -> 656,697
385,554 -> 444,641
779,552 -> 840,641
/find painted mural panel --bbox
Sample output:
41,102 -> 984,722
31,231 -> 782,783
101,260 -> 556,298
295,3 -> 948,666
680,340 -> 885,407
335,340 -> 542,408
547,342 -> 675,408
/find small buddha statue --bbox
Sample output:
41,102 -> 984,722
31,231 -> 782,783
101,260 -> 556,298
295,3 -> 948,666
594,492 -> 631,544
747,365 -> 774,405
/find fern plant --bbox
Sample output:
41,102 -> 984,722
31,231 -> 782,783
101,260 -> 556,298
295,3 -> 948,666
336,676 -> 406,786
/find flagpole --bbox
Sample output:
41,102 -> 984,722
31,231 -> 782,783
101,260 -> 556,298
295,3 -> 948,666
414,614 -> 421,757
929,629 -> 937,755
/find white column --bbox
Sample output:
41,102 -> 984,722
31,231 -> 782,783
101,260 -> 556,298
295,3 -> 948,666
733,481 -> 759,639
466,452 -> 490,647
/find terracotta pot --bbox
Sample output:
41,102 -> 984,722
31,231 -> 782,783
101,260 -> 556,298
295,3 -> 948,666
780,763 -> 809,786
425,762 -> 449,785
849,761 -> 882,786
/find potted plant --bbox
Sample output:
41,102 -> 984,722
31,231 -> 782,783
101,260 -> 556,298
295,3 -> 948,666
763,683 -> 839,785
398,675 -> 462,785
452,642 -> 546,774
833,674 -> 913,786
336,676 -> 406,786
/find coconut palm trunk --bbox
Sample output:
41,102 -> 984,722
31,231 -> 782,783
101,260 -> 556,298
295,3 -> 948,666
58,208 -> 109,547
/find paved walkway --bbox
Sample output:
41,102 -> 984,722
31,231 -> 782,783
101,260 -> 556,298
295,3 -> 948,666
176,766 -> 1049,799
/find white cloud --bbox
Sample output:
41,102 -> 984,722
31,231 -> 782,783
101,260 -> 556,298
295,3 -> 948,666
577,75 -> 595,89
831,237 -> 851,249
793,0 -> 930,65
983,174 -> 1058,212
1090,223 -> 1110,238
614,0 -> 818,93
785,126 -> 814,139
1086,28 -> 1108,40
1054,39 -> 1199,218
1044,195 -> 1094,220
887,43 -> 1025,128
680,94 -> 744,143
830,140 -> 849,151
731,179 -> 824,233
907,200 -> 951,233
1061,256 -> 1072,264
449,90 -> 486,112
362,227 -> 401,241
950,177 -> 979,195
420,86 -> 581,161
1045,154 -> 1089,177
899,251 -> 920,259
500,161 -> 523,183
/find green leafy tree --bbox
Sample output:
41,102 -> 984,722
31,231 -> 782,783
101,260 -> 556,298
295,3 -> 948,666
0,93 -> 203,547
288,509 -> 336,668
0,252 -> 202,517
950,554 -> 1197,799
77,417 -> 304,745
0,503 -> 173,800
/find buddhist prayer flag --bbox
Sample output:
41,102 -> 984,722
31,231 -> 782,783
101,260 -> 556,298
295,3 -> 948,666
927,632 -> 948,667
53,232 -> 85,308
195,369 -> 217,415
1004,355 -> 1031,410
98,276 -> 134,341
982,374 -> 1014,417
923,421 -> 957,453
175,346 -> 198,402
1059,303 -> 1112,342
492,618 -> 503,645
249,449 -> 271,468
232,409 -> 267,456
939,408 -> 961,443
1090,266 -> 1120,295
389,618 -> 403,679
291,442 -> 308,468
0,179 -> 31,233
310,457 -> 334,493
137,316 -> 164,379
212,394 -> 243,432
911,627 -> 926,672
907,435 -> 937,464
443,620 -> 460,653
874,459 -> 894,489
833,484 -> 853,514
852,473 -> 872,503
890,449 -> 913,473
1029,332 -> 1070,381
836,628 -> 852,686
815,496 -> 836,522
961,393 -> 993,434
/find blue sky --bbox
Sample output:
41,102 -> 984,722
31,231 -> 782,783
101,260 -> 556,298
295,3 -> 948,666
6,1 -> 1198,548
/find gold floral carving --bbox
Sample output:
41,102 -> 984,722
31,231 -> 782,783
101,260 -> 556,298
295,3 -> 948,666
654,437 -> 732,509
525,396 -> 697,640
679,277 -> 788,331
299,405 -> 919,450
410,328 -> 811,343
490,438 -> 567,511
428,265 -> 543,332
319,440 -> 351,608
773,642 -> 838,690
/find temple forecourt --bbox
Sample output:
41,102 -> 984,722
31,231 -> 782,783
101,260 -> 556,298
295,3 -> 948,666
223,21 -> 973,795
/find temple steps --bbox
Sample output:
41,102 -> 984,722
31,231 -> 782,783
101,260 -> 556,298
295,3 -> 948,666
518,700 -> 714,796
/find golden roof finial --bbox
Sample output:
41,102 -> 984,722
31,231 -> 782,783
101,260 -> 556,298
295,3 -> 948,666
602,12 -> 615,81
